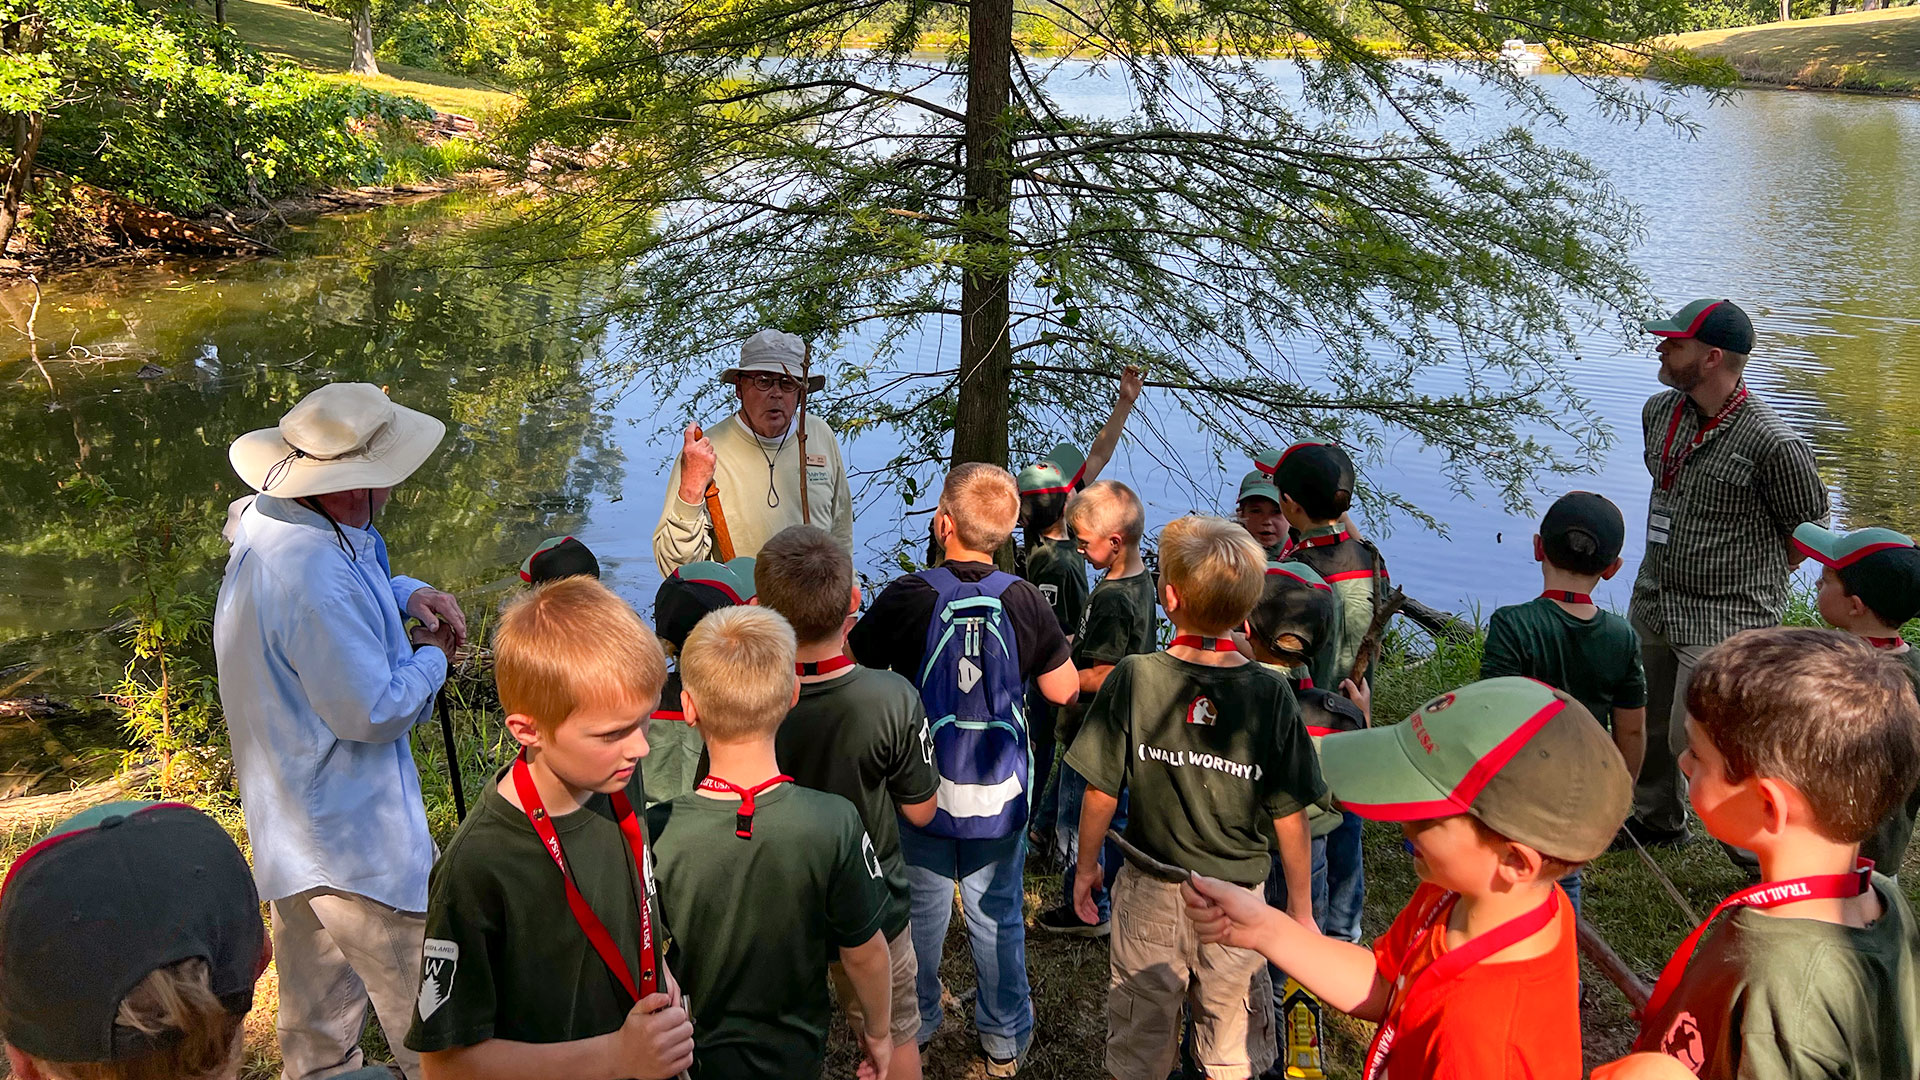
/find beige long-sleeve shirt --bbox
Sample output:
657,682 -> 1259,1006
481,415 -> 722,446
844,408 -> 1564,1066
653,412 -> 854,575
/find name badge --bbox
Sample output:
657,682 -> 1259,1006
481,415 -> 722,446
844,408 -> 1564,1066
1648,502 -> 1672,546
805,453 -> 828,469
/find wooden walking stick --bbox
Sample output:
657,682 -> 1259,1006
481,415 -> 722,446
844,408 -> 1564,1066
796,339 -> 812,524
692,425 -> 736,561
436,687 -> 466,822
1577,915 -> 1653,1012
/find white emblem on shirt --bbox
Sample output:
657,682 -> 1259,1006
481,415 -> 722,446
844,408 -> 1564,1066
918,718 -> 934,767
1038,583 -> 1059,606
1186,696 -> 1218,726
1660,1012 -> 1705,1074
861,832 -> 883,879
417,939 -> 459,1021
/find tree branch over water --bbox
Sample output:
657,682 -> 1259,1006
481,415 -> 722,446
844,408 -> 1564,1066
467,0 -> 1733,532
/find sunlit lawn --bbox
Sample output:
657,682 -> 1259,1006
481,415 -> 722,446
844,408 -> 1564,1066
1669,6 -> 1920,92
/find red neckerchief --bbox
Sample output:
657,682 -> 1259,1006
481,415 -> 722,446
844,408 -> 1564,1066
1363,889 -> 1561,1080
1541,590 -> 1594,605
1869,636 -> 1906,651
510,754 -> 656,1002
1170,635 -> 1239,652
696,774 -> 794,839
1295,528 -> 1351,549
1641,860 -> 1872,1023
798,655 -> 854,676
1659,386 -> 1749,492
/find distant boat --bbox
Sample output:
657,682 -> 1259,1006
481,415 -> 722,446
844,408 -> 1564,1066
1500,39 -> 1543,74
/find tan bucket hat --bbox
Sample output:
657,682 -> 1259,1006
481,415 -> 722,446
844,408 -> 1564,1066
720,329 -> 825,392
229,383 -> 446,499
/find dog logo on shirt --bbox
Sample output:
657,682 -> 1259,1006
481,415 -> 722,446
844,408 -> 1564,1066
417,939 -> 459,1021
1186,696 -> 1218,726
1660,1012 -> 1706,1074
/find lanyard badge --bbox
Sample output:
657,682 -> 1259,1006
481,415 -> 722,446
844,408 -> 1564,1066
1658,387 -> 1749,492
511,754 -> 658,1002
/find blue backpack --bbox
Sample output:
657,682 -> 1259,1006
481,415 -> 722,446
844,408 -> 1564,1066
911,567 -> 1031,840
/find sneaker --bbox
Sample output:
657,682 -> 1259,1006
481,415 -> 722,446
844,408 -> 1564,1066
985,1042 -> 1031,1078
1036,903 -> 1110,938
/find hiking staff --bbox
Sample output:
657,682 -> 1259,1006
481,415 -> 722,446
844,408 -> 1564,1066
687,425 -> 738,561
436,685 -> 466,821
1576,914 -> 1652,1012
1348,581 -> 1407,690
796,339 -> 812,524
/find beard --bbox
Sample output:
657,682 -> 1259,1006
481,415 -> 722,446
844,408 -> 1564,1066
1657,356 -> 1703,391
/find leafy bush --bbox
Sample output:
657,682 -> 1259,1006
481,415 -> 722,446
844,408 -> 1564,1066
374,0 -> 543,77
30,0 -> 433,214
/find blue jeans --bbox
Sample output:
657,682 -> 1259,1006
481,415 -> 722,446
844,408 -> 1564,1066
1054,764 -> 1126,921
1321,812 -> 1365,943
1560,868 -> 1583,918
899,827 -> 1033,1059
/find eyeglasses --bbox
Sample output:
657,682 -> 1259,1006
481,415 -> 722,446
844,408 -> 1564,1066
742,372 -> 803,394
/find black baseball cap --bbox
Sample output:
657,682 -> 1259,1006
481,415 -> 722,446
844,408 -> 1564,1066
1643,299 -> 1755,355
1249,561 -> 1337,661
519,535 -> 601,584
0,801 -> 264,1063
1794,523 -> 1920,627
1540,491 -> 1625,573
654,557 -> 756,649
1298,686 -> 1368,738
1270,443 -> 1356,519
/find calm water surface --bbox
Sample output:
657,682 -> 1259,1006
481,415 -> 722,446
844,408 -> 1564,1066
4,75 -> 1918,718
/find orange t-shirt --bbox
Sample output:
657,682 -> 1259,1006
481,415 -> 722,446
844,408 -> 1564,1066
1368,881 -> 1582,1079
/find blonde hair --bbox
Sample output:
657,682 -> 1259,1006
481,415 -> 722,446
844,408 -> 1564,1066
1159,516 -> 1266,635
31,959 -> 245,1080
1064,480 -> 1145,546
939,463 -> 1020,554
680,606 -> 798,742
494,576 -> 668,732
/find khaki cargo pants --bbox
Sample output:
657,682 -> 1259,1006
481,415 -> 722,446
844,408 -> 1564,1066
1106,865 -> 1276,1080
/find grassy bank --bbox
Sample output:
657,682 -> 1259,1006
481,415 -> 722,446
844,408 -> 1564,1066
4,614 -> 1915,1079
1670,6 -> 1920,93
223,0 -> 513,117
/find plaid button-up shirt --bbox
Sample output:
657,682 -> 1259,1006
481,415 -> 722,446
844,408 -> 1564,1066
1629,384 -> 1829,645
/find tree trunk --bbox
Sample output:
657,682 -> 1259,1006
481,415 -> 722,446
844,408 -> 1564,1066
951,0 -> 1015,469
1778,0 -> 1789,18
0,111 -> 46,256
349,0 -> 380,76
215,0 -> 225,24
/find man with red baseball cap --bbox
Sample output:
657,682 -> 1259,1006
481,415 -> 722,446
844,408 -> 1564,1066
1624,299 -> 1828,851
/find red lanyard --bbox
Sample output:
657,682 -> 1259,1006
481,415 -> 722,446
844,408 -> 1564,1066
510,754 -> 657,1003
697,774 -> 793,839
1362,889 -> 1561,1080
1642,861 -> 1871,1022
1658,387 -> 1748,491
1541,590 -> 1593,605
1295,529 -> 1350,549
798,655 -> 854,676
1870,636 -> 1905,650
1171,635 -> 1239,652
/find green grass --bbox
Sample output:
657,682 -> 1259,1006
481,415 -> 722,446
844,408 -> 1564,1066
1669,6 -> 1920,93
218,0 -> 513,116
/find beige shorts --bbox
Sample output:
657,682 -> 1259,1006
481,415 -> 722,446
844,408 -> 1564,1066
1106,865 -> 1276,1080
830,926 -> 920,1047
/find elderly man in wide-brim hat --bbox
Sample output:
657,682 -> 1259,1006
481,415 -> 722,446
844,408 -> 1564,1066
215,382 -> 465,1080
653,328 -> 855,575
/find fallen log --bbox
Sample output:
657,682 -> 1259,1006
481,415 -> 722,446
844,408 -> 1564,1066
0,764 -> 155,829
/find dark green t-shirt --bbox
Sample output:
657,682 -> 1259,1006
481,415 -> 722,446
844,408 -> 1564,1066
1288,529 -> 1386,682
1058,569 -> 1161,744
776,665 -> 938,939
647,784 -> 888,1080
1064,652 -> 1325,886
1633,874 -> 1920,1079
405,767 -> 663,1055
1479,596 -> 1648,731
1024,535 -> 1091,639
1863,646 -> 1920,873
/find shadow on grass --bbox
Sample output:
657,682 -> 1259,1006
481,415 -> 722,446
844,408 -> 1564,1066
222,0 -> 513,115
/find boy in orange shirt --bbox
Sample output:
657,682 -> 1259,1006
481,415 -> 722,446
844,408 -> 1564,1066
1183,677 -> 1633,1079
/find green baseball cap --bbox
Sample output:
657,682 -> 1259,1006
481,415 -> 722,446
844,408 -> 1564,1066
1017,443 -> 1087,496
1792,522 -> 1917,569
1643,299 -> 1755,355
1319,677 -> 1632,862
1238,468 -> 1280,506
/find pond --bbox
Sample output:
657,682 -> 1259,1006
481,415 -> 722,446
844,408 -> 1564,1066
3,73 -> 1917,765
